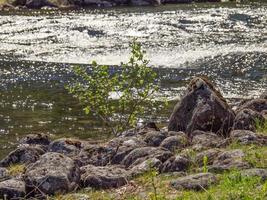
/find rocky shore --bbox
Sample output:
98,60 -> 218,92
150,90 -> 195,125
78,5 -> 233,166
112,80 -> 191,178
0,0 -> 238,11
0,77 -> 266,199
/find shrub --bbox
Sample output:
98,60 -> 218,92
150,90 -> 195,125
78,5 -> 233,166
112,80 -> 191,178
66,40 -> 166,135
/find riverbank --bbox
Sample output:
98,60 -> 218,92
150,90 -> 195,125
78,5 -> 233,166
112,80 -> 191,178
0,77 -> 266,199
0,0 -> 248,11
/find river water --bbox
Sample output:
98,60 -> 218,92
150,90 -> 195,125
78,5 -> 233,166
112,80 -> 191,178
0,2 -> 266,158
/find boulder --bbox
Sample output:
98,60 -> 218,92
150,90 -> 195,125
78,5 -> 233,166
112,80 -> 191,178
130,0 -> 160,6
24,152 -> 80,196
25,0 -> 57,8
80,165 -> 127,189
108,137 -> 146,165
0,147 -> 45,167
260,91 -> 267,100
162,0 -> 192,3
236,99 -> 267,114
233,109 -> 265,131
161,155 -> 190,173
20,133 -> 50,146
75,145 -> 115,166
191,131 -> 226,150
48,138 -> 82,157
195,148 -> 222,166
122,147 -> 173,168
0,168 -> 9,181
168,77 -> 235,137
230,130 -> 267,145
129,158 -> 162,177
0,179 -> 25,199
209,149 -> 251,172
241,168 -> 267,181
144,131 -> 167,147
160,135 -> 187,152
117,122 -> 159,138
170,172 -> 217,191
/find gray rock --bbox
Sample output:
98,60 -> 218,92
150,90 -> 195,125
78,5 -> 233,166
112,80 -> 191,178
0,147 -> 45,167
0,168 -> 9,181
210,149 -> 251,172
130,0 -> 160,6
20,133 -> 50,146
241,168 -> 267,181
0,179 -> 25,199
233,109 -> 265,132
25,0 -> 56,8
230,130 -> 267,145
80,165 -> 127,189
195,148 -> 222,166
191,131 -> 225,149
122,147 -> 173,168
170,173 -> 217,191
161,155 -> 190,173
109,137 -> 146,165
48,138 -> 82,157
260,91 -> 267,100
24,152 -> 80,196
160,135 -> 187,152
76,145 -> 115,166
129,158 -> 162,177
144,131 -> 167,147
236,98 -> 267,113
168,77 -> 235,137
117,122 -> 159,138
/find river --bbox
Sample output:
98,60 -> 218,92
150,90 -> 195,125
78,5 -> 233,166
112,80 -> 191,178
0,1 -> 266,158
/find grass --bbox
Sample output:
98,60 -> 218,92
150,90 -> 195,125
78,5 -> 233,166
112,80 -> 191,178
7,164 -> 25,176
0,0 -> 7,4
256,119 -> 267,135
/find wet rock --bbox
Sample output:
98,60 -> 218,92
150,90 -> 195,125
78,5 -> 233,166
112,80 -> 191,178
168,77 -> 235,137
161,155 -> 190,173
195,148 -> 222,166
191,131 -> 225,150
144,131 -> 167,147
20,133 -> 50,146
233,109 -> 265,131
170,172 -> 217,191
0,168 -> 9,181
230,130 -> 267,145
241,168 -> 267,181
24,152 -> 80,196
48,138 -> 82,157
0,147 -> 45,167
160,135 -> 187,152
237,99 -> 267,113
80,165 -> 127,189
6,0 -> 26,6
122,147 -> 173,168
129,158 -> 162,177
0,179 -> 25,200
210,149 -> 251,172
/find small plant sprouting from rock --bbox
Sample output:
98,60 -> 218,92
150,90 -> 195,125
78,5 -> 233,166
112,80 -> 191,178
7,164 -> 25,176
203,155 -> 208,173
66,40 -> 166,135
